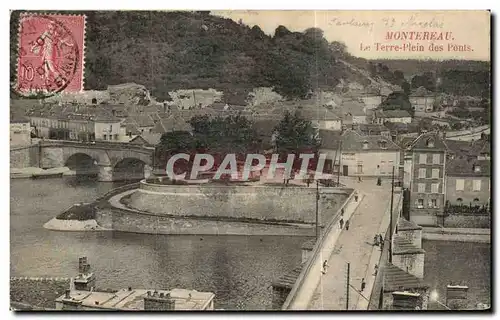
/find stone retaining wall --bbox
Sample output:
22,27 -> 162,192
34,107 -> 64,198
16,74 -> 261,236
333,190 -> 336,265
125,182 -> 351,224
95,207 -> 317,236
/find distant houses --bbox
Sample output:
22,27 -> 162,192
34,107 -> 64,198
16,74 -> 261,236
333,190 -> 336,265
373,109 -> 412,125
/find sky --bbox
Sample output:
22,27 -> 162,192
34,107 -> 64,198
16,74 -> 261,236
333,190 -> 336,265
213,10 -> 490,61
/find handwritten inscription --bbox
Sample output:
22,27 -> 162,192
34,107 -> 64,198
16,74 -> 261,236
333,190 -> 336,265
328,14 -> 445,31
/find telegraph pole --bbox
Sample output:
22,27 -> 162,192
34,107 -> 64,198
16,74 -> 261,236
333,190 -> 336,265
389,166 -> 395,263
346,262 -> 350,310
337,140 -> 343,186
316,181 -> 320,240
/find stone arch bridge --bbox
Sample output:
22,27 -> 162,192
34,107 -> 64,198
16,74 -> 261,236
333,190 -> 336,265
38,140 -> 155,181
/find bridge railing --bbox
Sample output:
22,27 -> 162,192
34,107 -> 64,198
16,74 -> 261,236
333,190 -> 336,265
38,139 -> 155,151
281,188 -> 357,310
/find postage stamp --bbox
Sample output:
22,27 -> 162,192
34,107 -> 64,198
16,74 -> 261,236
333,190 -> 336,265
15,14 -> 86,97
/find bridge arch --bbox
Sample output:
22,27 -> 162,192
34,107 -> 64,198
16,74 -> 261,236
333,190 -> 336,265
64,153 -> 99,176
113,157 -> 149,182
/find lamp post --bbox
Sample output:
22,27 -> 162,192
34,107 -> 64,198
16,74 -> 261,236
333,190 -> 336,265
430,290 -> 452,310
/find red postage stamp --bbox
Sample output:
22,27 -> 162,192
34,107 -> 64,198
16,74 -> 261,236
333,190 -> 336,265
15,14 -> 86,97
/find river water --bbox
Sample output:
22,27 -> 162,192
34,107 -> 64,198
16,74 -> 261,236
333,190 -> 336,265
10,178 -> 491,310
10,177 -> 306,310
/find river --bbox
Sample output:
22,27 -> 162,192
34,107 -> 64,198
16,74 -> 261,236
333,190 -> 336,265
10,177 -> 491,310
10,177 -> 306,310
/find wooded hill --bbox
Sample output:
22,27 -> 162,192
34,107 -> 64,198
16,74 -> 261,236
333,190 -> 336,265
10,11 -> 490,101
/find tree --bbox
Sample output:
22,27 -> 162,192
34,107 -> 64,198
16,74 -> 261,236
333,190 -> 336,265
274,111 -> 320,154
381,91 -> 414,117
401,81 -> 411,95
188,114 -> 257,154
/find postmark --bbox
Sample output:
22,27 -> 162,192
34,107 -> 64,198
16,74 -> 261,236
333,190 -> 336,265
15,13 -> 86,98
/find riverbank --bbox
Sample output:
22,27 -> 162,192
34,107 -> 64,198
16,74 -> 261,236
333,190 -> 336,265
43,217 -> 109,231
11,167 -> 71,179
422,227 -> 490,243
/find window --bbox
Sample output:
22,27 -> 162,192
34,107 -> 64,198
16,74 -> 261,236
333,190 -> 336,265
103,135 -> 107,140
362,141 -> 368,149
431,183 -> 439,193
457,198 -> 463,204
456,179 -> 465,191
419,168 -> 426,178
418,183 -> 426,193
474,165 -> 481,173
357,165 -> 363,174
432,169 -> 440,179
473,180 -> 482,191
419,153 -> 427,164
114,134 -> 119,140
417,199 -> 424,208
433,154 -> 440,164
431,199 -> 438,208
426,138 -> 435,147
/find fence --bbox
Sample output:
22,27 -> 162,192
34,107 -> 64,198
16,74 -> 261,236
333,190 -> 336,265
281,189 -> 357,309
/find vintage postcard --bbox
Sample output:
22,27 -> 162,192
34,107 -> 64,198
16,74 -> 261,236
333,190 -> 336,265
9,10 -> 491,311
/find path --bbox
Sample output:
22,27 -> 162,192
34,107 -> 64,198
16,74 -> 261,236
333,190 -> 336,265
307,177 -> 394,310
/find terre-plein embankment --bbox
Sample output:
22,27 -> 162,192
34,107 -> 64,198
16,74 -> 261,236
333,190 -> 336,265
48,180 -> 354,236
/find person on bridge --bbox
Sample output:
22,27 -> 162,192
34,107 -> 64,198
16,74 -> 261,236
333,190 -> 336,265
345,220 -> 350,230
373,235 -> 379,246
361,278 -> 366,292
341,208 -> 344,217
339,218 -> 344,229
321,260 -> 329,274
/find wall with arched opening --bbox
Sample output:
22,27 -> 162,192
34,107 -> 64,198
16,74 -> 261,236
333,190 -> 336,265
64,153 -> 99,176
113,158 -> 147,181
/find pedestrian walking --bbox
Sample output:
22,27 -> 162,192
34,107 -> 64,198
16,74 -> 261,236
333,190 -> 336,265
361,278 -> 366,292
322,260 -> 329,274
341,208 -> 345,217
373,235 -> 379,246
345,220 -> 350,230
379,234 -> 384,246
355,194 -> 359,202
373,264 -> 378,276
339,218 -> 344,229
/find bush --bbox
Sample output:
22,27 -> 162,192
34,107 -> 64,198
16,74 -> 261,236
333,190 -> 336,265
56,204 -> 96,221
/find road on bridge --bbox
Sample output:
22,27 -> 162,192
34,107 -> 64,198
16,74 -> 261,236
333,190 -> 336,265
307,177 -> 395,310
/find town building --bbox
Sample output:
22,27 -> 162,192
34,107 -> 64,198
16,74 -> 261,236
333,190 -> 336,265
94,116 -> 123,141
409,87 -> 435,113
359,94 -> 383,110
319,129 -> 401,178
27,104 -> 129,142
355,123 -> 391,138
373,109 -> 412,124
56,288 -> 215,311
445,159 -> 490,207
300,108 -> 342,131
341,99 -> 368,124
10,116 -> 32,147
404,133 -> 448,226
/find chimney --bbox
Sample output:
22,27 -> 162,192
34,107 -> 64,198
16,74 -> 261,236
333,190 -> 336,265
78,257 -> 87,274
144,292 -> 175,311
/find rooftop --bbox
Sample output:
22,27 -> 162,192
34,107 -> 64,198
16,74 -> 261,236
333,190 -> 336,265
375,109 -> 412,119
55,288 -> 214,311
446,159 -> 491,177
393,235 -> 425,255
320,129 -> 400,152
383,263 -> 429,292
397,218 -> 422,231
272,263 -> 305,290
406,132 -> 447,151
